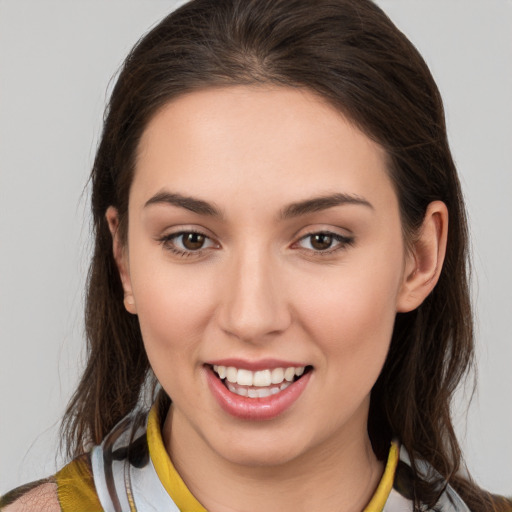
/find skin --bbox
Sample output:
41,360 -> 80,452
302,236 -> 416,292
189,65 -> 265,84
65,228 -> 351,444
107,85 -> 447,512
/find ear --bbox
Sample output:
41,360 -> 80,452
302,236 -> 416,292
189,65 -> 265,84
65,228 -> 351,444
105,206 -> 137,315
396,201 -> 448,313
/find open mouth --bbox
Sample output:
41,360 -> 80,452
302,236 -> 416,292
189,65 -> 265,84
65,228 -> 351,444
208,364 -> 313,398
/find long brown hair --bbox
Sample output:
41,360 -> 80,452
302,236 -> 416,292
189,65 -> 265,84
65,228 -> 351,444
62,0 -> 508,509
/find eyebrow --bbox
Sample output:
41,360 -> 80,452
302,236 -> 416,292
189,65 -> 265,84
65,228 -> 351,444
144,191 -> 223,217
279,193 -> 373,219
144,191 -> 373,219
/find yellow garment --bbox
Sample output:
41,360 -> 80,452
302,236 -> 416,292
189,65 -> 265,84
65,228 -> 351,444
146,404 -> 398,512
364,442 -> 399,512
52,404 -> 399,512
147,406 -> 207,512
56,453 -> 102,512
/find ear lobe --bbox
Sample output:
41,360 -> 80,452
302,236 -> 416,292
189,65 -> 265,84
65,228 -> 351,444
106,206 -> 137,315
396,201 -> 448,313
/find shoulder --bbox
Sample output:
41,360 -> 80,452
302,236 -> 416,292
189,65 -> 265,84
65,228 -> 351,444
1,453 -> 103,512
55,453 -> 103,511
0,408 -> 153,512
0,479 -> 59,512
391,445 -> 512,512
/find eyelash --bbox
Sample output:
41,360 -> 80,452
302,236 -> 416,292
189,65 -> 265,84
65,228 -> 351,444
295,231 -> 355,256
158,230 -> 216,258
157,230 -> 354,258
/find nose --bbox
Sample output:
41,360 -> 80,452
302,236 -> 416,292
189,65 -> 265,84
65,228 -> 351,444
217,247 -> 292,343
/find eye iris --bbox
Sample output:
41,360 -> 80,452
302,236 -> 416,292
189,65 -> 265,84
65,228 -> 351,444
311,233 -> 332,250
183,233 -> 205,250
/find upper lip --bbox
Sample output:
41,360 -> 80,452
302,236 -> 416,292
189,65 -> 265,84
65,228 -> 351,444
205,358 -> 309,371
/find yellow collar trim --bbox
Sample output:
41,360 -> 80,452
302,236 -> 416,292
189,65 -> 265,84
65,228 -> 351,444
363,441 -> 400,512
148,403 -> 398,512
147,404 -> 207,512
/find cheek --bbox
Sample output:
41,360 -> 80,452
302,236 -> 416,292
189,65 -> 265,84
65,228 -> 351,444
128,251 -> 217,367
298,261 -> 401,341
131,266 -> 220,402
293,248 -> 404,382
300,276 -> 398,416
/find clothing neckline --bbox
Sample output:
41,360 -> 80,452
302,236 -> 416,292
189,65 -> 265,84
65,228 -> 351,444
147,405 -> 207,511
146,403 -> 399,512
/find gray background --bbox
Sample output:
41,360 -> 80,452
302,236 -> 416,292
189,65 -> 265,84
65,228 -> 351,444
1,0 -> 511,496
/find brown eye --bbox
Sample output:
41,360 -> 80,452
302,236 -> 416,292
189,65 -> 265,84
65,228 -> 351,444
310,233 -> 333,250
182,232 -> 206,250
161,231 -> 216,255
296,231 -> 354,254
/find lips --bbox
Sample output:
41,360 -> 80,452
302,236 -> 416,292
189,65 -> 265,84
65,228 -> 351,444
205,361 -> 312,420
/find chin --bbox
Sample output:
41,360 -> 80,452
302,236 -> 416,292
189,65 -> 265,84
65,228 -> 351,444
207,428 -> 315,469
220,444 -> 303,469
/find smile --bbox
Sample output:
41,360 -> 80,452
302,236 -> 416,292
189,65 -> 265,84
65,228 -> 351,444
213,365 -> 306,398
206,362 -> 312,420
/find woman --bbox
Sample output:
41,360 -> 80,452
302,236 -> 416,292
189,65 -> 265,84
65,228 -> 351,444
1,0 -> 510,510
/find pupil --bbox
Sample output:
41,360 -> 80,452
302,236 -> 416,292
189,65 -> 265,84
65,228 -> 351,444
311,234 -> 332,250
183,233 -> 205,250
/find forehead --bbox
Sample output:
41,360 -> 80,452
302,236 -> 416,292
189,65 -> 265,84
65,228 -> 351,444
132,85 -> 395,213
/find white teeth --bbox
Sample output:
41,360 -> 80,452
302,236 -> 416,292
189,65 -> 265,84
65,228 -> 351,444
271,367 -> 284,384
225,380 -> 293,398
257,388 -> 271,398
226,366 -> 238,383
237,369 -> 253,386
213,364 -> 307,388
253,369 -> 272,386
284,367 -> 295,382
214,365 -> 225,377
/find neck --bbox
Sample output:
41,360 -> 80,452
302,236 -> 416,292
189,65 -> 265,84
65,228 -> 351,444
163,405 -> 384,512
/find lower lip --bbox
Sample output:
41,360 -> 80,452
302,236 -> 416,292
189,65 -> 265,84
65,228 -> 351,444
205,366 -> 312,421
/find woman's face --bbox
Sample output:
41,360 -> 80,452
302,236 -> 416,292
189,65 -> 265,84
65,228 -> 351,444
116,85 -> 414,468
